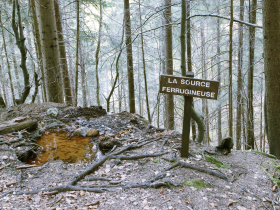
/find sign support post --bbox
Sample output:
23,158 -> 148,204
181,72 -> 194,157
159,74 -> 219,158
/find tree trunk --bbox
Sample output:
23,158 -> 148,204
216,10 -> 222,144
95,0 -> 103,106
228,0 -> 233,138
124,0 -> 136,113
138,0 -> 151,122
10,39 -> 21,98
36,0 -> 63,103
12,0 -> 31,104
200,22 -> 208,144
30,0 -> 46,103
186,0 -> 196,141
80,47 -> 87,107
263,0 -> 280,157
54,0 -> 73,105
1,11 -> 16,106
75,0 -> 80,106
260,77 -> 263,151
236,0 -> 244,150
164,0 -> 174,130
246,0 -> 257,150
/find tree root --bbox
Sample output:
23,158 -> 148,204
165,160 -> 228,181
13,185 -> 106,195
0,135 -> 229,198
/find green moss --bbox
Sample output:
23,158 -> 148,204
165,181 -> 175,188
252,150 -> 276,159
153,158 -> 160,163
169,160 -> 177,165
205,155 -> 229,168
261,166 -> 280,186
184,179 -> 212,189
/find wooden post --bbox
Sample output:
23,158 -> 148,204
181,72 -> 194,157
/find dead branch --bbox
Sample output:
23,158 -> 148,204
165,160 -> 228,181
111,152 -> 168,160
84,177 -> 112,182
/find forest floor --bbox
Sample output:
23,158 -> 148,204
0,103 -> 279,210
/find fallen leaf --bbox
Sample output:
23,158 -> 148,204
228,200 -> 238,207
273,185 -> 278,192
80,191 -> 85,196
210,203 -> 215,207
56,195 -> 63,203
160,189 -> 164,195
185,198 -> 190,204
109,180 -> 122,185
6,181 -> 17,187
43,191 -> 58,196
263,197 -> 272,203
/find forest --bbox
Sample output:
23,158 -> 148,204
1,0 -> 280,209
0,1 -> 280,162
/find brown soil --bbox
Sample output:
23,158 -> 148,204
0,103 -> 279,210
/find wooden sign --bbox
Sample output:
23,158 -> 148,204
160,75 -> 219,100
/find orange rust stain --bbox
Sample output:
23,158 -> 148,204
24,131 -> 95,165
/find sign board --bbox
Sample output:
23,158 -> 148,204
160,74 -> 219,100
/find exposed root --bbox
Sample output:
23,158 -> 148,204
165,160 -> 228,181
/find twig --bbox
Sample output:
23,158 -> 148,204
16,165 -> 37,169
266,186 -> 276,210
160,139 -> 168,151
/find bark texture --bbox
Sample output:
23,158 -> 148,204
164,0 -> 174,130
36,0 -> 63,103
54,0 -> 73,105
124,0 -> 136,113
246,0 -> 257,150
263,0 -> 280,157
236,0 -> 244,150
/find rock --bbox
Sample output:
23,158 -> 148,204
47,108 -> 59,118
73,127 -> 89,137
44,119 -> 66,130
2,155 -> 8,160
87,128 -> 99,137
99,136 -> 122,150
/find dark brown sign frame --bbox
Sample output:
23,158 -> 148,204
160,74 -> 219,100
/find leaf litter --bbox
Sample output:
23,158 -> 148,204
0,103 -> 279,209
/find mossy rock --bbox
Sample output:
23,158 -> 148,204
205,155 -> 229,168
252,150 -> 276,159
184,179 -> 212,189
